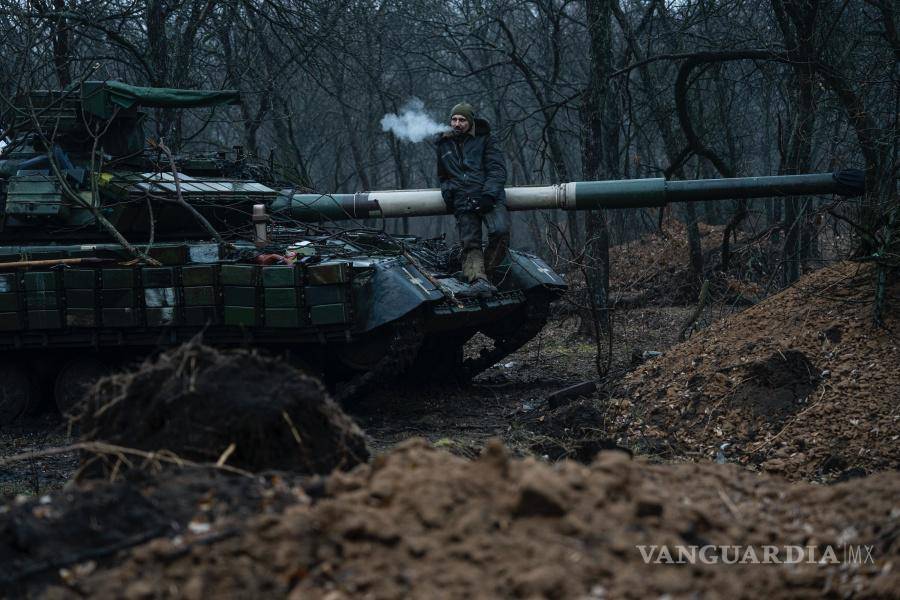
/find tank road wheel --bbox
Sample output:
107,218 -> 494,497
410,335 -> 470,382
336,334 -> 393,372
54,357 -> 114,417
334,316 -> 425,402
0,363 -> 36,426
461,291 -> 553,378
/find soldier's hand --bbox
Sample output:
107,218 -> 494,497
477,194 -> 496,214
462,193 -> 482,214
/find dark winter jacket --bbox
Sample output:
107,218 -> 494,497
434,117 -> 507,213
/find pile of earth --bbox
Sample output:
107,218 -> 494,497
74,341 -> 369,478
2,440 -> 897,597
606,261 -> 900,482
605,217 -> 766,307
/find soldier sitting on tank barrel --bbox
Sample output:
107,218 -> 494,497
435,103 -> 510,296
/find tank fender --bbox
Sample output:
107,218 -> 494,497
499,250 -> 567,293
352,258 -> 443,332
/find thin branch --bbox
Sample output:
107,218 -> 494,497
150,139 -> 230,248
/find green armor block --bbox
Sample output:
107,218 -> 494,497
64,269 -> 96,289
224,286 -> 257,306
0,312 -> 24,331
184,306 -> 217,326
0,273 -> 19,293
144,288 -> 177,308
183,286 -> 216,306
102,269 -> 135,288
143,267 -> 175,287
101,288 -> 135,308
28,309 -> 62,329
220,264 -> 258,286
262,266 -> 295,287
182,265 -> 216,286
66,309 -> 95,328
146,307 -> 177,326
0,292 -> 19,312
66,289 -> 96,309
5,175 -> 69,218
307,262 -> 349,285
26,291 -> 59,309
310,303 -> 347,325
102,308 -> 136,327
24,271 -> 57,291
264,288 -> 297,308
265,308 -> 299,328
305,285 -> 346,306
224,306 -> 257,326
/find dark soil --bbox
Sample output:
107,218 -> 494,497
511,397 -> 627,462
606,261 -> 900,481
8,441 -> 897,598
345,305 -> 700,459
727,349 -> 819,424
77,342 -> 368,478
0,468 -> 310,595
0,415 -> 74,498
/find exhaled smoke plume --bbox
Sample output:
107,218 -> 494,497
381,98 -> 447,143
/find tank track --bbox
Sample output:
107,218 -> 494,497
461,292 -> 551,379
334,315 -> 424,402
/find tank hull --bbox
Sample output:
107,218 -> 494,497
0,235 -> 564,421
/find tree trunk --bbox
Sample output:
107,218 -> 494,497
772,0 -> 817,284
579,0 -> 614,344
51,0 -> 71,87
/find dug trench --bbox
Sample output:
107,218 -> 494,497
0,260 -> 897,597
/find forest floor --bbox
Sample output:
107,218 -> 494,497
2,222 -> 897,597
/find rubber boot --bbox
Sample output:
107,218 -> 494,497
454,249 -> 480,298
465,249 -> 497,298
462,248 -> 481,283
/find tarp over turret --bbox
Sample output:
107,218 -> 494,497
80,81 -> 241,119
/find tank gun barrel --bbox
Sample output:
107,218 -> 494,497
277,169 -> 865,222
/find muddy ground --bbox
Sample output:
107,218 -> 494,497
0,305 -> 699,498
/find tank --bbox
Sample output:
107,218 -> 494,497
0,81 -> 865,423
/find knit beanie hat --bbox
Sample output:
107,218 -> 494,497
449,103 -> 475,129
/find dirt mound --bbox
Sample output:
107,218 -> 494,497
77,342 -> 369,477
608,261 -> 900,481
608,219 -> 743,305
10,440 -> 897,598
593,216 -> 789,309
